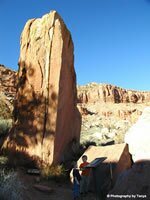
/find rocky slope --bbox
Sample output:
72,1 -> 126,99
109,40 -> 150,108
0,64 -> 17,119
0,64 -> 17,103
77,83 -> 150,145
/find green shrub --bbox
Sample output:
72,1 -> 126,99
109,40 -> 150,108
0,169 -> 23,200
0,119 -> 12,136
0,156 -> 8,166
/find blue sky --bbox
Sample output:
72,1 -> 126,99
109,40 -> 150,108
0,0 -> 150,91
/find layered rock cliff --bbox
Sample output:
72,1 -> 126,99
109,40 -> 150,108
2,10 -> 81,166
77,82 -> 150,104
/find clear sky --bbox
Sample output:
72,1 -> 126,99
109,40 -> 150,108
0,0 -> 150,91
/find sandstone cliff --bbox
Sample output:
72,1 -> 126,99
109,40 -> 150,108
77,82 -> 150,104
2,10 -> 81,166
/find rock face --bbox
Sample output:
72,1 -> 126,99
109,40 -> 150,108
0,64 -> 17,102
3,11 -> 81,166
107,161 -> 150,199
78,83 -> 150,104
125,106 -> 150,162
106,108 -> 150,199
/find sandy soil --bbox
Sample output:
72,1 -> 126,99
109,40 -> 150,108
19,170 -> 96,200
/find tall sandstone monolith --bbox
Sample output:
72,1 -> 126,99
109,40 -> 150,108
3,10 -> 81,166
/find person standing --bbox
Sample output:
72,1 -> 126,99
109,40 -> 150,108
79,155 -> 90,196
72,162 -> 81,200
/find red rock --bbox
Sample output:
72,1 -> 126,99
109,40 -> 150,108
2,10 -> 81,166
0,64 -> 17,101
107,161 -> 150,199
77,83 -> 150,104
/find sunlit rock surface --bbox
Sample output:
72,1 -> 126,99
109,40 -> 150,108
125,106 -> 150,162
3,10 -> 81,166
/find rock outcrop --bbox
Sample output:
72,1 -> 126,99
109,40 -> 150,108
2,10 -> 81,166
107,161 -> 150,199
78,83 -> 150,104
106,107 -> 150,199
125,106 -> 150,162
0,64 -> 17,103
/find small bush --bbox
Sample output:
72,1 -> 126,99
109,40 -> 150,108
41,165 -> 66,181
0,119 -> 12,136
0,169 -> 23,200
0,156 -> 8,166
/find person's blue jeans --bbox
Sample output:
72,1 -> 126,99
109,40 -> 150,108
73,181 -> 80,199
80,176 -> 89,194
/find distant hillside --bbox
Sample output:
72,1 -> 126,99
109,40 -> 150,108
77,82 -> 150,146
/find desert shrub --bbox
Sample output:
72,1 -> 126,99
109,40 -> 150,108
0,119 -> 12,136
0,169 -> 23,200
0,156 -> 8,166
41,164 -> 66,181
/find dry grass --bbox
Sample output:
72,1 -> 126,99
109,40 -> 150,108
40,164 -> 66,181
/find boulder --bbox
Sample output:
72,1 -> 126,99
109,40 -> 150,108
125,106 -> 150,162
71,144 -> 131,199
77,143 -> 131,182
107,161 -> 150,199
2,10 -> 81,166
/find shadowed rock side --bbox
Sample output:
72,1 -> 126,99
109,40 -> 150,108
106,107 -> 150,199
107,161 -> 150,199
2,10 -> 81,166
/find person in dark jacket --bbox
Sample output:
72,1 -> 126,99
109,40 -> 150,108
72,162 -> 81,200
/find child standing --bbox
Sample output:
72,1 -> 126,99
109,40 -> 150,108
79,155 -> 90,196
72,162 -> 81,200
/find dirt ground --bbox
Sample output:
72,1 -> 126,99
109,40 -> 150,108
19,170 -> 96,200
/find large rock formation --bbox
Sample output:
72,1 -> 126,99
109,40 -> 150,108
78,83 -> 150,104
2,10 -> 81,166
